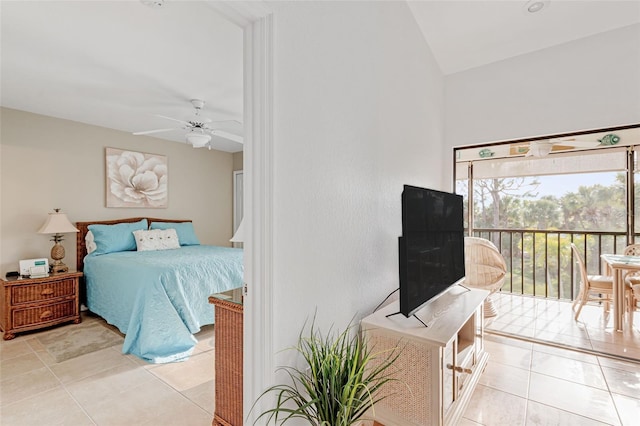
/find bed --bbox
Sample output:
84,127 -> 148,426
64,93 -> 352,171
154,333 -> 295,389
75,217 -> 243,363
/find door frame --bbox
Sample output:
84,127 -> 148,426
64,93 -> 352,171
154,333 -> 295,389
209,2 -> 275,422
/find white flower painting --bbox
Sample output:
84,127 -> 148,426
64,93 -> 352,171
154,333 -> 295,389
106,148 -> 168,208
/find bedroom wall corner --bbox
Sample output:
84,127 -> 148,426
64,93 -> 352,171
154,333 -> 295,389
232,151 -> 244,171
0,107 -> 236,275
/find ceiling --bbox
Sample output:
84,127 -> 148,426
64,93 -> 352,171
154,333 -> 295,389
1,0 -> 244,152
2,1 -> 639,153
409,0 -> 640,75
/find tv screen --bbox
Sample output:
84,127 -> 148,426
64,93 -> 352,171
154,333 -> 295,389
399,185 -> 465,317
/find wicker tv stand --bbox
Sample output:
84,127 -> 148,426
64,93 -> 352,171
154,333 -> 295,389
209,289 -> 243,426
361,286 -> 489,426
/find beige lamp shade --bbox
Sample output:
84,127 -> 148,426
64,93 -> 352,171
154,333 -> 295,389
38,211 -> 80,234
230,219 -> 244,243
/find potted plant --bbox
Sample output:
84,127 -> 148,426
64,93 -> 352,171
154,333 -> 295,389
252,316 -> 400,425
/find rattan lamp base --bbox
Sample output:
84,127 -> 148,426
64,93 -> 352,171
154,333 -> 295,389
50,240 -> 69,274
50,263 -> 69,274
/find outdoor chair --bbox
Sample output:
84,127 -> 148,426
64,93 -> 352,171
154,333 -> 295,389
622,243 -> 640,310
464,237 -> 507,317
571,243 -> 632,321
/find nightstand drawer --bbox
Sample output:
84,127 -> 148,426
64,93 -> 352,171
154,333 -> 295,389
11,278 -> 76,305
2,272 -> 82,340
12,299 -> 77,328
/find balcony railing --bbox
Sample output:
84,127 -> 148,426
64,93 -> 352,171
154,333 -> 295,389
471,228 -> 631,301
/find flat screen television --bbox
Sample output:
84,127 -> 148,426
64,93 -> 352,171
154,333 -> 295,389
398,185 -> 465,317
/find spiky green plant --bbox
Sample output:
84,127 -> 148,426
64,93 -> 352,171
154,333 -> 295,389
253,317 -> 400,425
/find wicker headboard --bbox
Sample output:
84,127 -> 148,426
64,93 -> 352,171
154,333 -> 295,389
75,217 -> 192,273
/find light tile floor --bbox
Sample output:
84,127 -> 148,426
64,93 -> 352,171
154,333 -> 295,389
462,333 -> 640,426
486,293 -> 640,362
1,312 -> 216,426
462,293 -> 640,426
1,302 -> 639,426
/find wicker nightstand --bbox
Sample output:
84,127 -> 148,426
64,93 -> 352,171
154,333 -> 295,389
0,271 -> 82,340
209,288 -> 243,426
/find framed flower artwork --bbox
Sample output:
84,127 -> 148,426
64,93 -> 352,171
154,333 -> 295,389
105,147 -> 168,208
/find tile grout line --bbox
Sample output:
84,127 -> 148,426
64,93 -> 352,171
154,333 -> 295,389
1,321 -> 217,423
487,295 -> 636,425
495,333 -> 634,393
492,293 -> 640,351
13,336 -> 99,425
486,329 -> 640,364
595,357 -> 625,426
36,337 -> 110,426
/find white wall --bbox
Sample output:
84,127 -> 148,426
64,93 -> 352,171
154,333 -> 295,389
444,23 -> 640,183
0,108 -> 236,275
270,0 -> 444,368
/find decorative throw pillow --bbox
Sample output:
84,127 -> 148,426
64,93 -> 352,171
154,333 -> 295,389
88,219 -> 148,255
133,229 -> 180,252
85,230 -> 97,255
150,221 -> 200,246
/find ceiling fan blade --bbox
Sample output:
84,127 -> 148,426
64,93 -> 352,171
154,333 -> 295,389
155,114 -> 192,126
212,119 -> 242,125
205,119 -> 243,130
566,140 -> 601,148
137,102 -> 243,144
208,130 -> 244,144
133,127 -> 180,136
509,145 -> 530,156
550,144 -> 575,152
550,137 -> 600,148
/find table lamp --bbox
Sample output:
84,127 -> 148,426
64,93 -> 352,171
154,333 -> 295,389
230,219 -> 244,245
38,209 -> 79,273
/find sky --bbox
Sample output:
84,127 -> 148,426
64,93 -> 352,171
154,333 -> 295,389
456,172 -> 624,200
533,172 -> 620,199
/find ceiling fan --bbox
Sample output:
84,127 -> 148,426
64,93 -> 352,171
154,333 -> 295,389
133,99 -> 243,148
509,135 -> 618,158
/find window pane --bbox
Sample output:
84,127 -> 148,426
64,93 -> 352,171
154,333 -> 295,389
468,172 -> 625,231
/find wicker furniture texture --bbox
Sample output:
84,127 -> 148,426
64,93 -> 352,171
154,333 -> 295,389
209,291 -> 243,426
633,284 -> 640,310
361,287 -> 488,426
600,253 -> 638,331
0,271 -> 82,340
464,237 -> 507,317
623,244 -> 640,309
571,244 -> 625,321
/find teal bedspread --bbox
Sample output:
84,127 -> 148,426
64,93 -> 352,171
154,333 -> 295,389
84,245 -> 243,363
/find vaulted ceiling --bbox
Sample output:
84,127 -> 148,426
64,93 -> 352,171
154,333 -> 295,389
2,1 -> 638,153
409,1 -> 639,75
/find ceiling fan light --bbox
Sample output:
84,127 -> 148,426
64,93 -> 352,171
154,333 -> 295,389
185,132 -> 211,147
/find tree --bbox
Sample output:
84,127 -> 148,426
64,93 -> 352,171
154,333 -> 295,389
559,184 -> 625,231
522,196 -> 561,229
472,177 -> 540,229
459,172 -> 628,300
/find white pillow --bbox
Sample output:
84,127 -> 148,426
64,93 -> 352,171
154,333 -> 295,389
85,231 -> 97,255
133,229 -> 180,252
